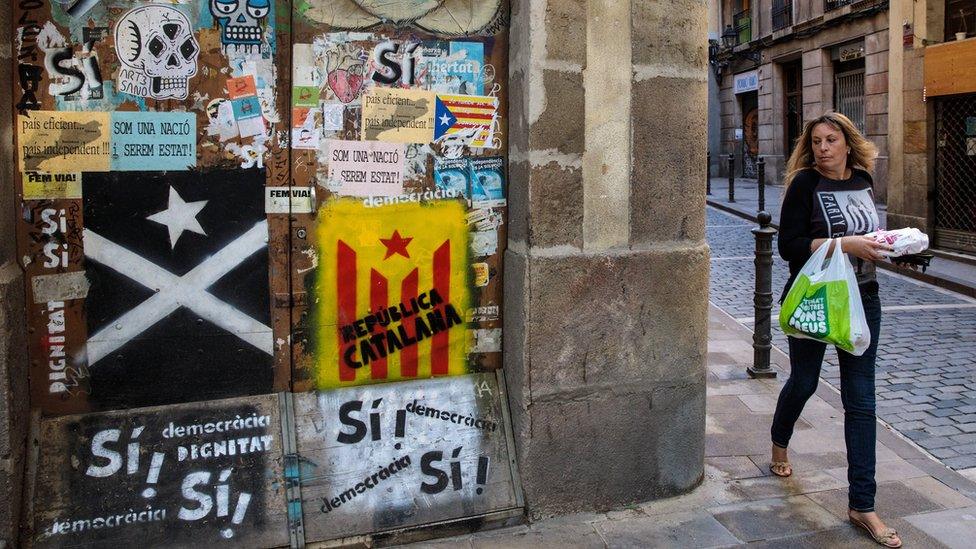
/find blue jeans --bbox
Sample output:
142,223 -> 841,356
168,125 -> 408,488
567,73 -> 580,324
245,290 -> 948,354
771,283 -> 882,512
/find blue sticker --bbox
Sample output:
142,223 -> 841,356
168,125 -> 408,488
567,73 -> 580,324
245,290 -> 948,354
110,112 -> 196,171
967,117 -> 976,136
232,96 -> 262,120
422,41 -> 484,95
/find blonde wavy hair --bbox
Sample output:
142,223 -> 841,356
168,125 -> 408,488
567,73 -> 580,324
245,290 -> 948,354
784,111 -> 878,188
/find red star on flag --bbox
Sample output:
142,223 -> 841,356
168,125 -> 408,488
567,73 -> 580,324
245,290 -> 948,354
380,230 -> 413,259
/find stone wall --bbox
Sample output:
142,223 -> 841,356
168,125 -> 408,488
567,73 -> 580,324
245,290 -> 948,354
506,0 -> 708,518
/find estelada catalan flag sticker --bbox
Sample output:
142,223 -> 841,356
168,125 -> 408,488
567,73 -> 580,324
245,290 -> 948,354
315,199 -> 472,388
434,94 -> 499,148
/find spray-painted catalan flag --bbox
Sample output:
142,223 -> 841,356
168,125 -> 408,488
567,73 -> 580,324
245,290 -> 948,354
315,199 -> 472,388
434,94 -> 499,148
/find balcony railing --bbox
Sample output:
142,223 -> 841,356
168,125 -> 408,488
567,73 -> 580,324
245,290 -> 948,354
734,10 -> 752,45
772,1 -> 793,31
825,0 -> 854,10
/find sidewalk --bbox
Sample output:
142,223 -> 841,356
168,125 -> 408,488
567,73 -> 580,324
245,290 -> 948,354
404,305 -> 976,548
707,177 -> 976,299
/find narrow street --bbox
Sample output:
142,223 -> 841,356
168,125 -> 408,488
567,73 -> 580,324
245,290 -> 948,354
707,205 -> 976,475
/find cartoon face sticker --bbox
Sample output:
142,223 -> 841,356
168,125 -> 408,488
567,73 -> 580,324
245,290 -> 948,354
210,0 -> 270,52
114,5 -> 200,100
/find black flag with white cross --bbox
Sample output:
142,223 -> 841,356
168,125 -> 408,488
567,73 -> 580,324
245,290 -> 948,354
82,170 -> 273,409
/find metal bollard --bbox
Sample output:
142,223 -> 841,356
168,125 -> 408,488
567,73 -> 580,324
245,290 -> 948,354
727,153 -> 735,203
749,209 -> 777,379
706,151 -> 711,195
757,156 -> 766,212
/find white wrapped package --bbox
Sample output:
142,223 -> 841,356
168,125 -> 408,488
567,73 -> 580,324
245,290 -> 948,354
866,228 -> 930,258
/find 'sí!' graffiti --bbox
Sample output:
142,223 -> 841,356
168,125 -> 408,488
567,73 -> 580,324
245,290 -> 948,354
336,399 -> 408,448
40,23 -> 106,100
420,447 -> 490,495
371,40 -> 420,87
210,0 -> 270,53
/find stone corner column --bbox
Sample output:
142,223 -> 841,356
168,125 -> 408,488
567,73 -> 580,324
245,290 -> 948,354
505,0 -> 709,518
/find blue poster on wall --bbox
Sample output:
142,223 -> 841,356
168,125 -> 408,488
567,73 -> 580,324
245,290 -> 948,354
110,112 -> 196,171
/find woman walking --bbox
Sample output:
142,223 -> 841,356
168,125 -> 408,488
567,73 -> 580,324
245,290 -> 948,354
769,112 -> 901,548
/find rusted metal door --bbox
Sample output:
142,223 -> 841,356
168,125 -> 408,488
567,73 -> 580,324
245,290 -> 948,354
286,1 -> 519,542
12,1 -> 518,547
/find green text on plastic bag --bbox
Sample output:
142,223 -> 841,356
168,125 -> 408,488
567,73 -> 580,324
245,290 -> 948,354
779,274 -> 855,353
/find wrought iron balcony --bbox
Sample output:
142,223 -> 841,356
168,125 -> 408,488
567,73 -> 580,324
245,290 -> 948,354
825,0 -> 854,10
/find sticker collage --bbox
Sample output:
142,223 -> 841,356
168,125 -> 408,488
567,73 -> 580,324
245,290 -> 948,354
13,1 -> 518,547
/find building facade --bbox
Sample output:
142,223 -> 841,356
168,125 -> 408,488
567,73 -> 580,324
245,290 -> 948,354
0,1 -> 710,546
888,0 -> 976,254
710,0 -> 890,200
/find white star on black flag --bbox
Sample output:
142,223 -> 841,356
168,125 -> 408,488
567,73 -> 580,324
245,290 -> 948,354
82,170 -> 273,409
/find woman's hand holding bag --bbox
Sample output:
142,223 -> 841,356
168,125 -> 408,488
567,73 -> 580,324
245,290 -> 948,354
779,238 -> 871,356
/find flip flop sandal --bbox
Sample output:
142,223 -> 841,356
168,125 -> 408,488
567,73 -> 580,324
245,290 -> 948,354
769,461 -> 792,477
850,515 -> 902,548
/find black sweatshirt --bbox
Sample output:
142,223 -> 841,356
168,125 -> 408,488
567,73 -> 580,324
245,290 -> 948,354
778,167 -> 880,300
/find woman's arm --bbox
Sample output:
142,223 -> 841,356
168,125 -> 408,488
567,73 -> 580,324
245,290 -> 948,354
811,236 -> 891,261
777,174 -> 814,262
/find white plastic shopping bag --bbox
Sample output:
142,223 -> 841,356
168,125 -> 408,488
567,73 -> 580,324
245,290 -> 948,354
779,238 -> 871,356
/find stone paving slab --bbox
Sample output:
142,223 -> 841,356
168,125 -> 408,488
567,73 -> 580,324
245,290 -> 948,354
904,506 -> 976,549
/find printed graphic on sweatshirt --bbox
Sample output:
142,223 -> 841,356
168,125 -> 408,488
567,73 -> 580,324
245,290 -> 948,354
817,189 -> 879,238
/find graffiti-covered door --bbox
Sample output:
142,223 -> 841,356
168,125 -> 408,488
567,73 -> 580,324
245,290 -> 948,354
286,1 -> 519,542
14,0 -> 293,546
13,1 -> 519,547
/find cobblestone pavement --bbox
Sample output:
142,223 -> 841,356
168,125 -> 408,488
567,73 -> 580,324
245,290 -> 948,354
707,205 -> 976,474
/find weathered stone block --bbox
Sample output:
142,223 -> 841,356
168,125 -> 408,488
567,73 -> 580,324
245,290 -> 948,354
523,248 -> 708,393
866,51 -> 888,75
802,50 -> 822,69
865,30 -> 889,54
865,72 -> 888,95
508,67 -> 530,151
516,382 -> 705,517
630,77 -> 707,245
545,0 -> 586,64
904,91 -> 929,122
504,248 -> 708,516
865,92 -> 888,115
803,67 -> 822,87
529,70 -> 584,154
528,163 -> 584,248
866,113 -> 888,135
903,52 -> 923,90
508,159 -> 530,245
870,135 -> 889,156
904,120 -> 928,154
631,0 -> 707,70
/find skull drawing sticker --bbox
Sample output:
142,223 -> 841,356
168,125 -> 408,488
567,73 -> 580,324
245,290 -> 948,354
114,5 -> 200,100
210,0 -> 271,52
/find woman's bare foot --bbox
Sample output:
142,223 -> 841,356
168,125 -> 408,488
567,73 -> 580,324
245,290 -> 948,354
769,444 -> 792,477
849,510 -> 902,548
